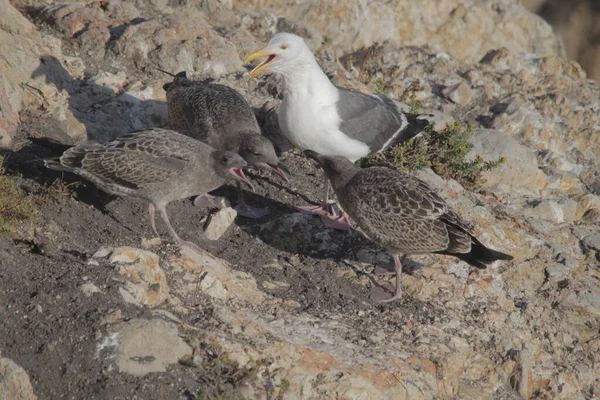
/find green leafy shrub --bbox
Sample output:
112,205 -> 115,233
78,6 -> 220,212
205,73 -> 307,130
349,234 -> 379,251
0,156 -> 37,234
373,76 -> 386,95
361,121 -> 505,187
407,95 -> 423,113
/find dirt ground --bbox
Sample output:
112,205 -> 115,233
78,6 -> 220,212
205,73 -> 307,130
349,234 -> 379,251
0,111 -> 454,399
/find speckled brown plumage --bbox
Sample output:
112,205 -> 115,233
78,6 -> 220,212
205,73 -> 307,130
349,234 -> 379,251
306,151 -> 513,302
44,128 -> 250,253
342,168 -> 475,256
163,71 -> 286,218
164,73 -> 261,150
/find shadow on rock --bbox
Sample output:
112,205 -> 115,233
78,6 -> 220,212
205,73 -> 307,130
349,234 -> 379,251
1,55 -> 170,211
29,55 -> 168,143
238,207 -> 381,262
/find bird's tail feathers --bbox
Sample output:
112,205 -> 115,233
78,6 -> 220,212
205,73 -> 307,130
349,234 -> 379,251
403,113 -> 433,140
386,113 -> 432,148
162,70 -> 190,91
472,237 -> 513,262
58,146 -> 94,169
28,136 -> 74,154
44,158 -> 71,172
437,236 -> 513,270
459,238 -> 513,269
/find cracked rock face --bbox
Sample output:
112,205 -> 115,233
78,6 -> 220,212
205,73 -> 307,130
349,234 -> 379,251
1,0 -> 600,399
109,318 -> 192,377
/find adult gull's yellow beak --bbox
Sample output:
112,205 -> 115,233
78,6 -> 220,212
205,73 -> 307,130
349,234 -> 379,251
244,49 -> 275,78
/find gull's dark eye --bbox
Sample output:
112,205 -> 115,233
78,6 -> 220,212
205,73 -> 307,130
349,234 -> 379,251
221,154 -> 231,163
251,151 -> 261,156
280,45 -> 288,50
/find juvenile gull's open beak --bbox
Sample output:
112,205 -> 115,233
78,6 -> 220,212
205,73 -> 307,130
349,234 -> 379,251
244,49 -> 275,78
229,168 -> 255,192
255,162 -> 290,183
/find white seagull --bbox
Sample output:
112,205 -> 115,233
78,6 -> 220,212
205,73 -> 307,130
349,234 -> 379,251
245,33 -> 428,230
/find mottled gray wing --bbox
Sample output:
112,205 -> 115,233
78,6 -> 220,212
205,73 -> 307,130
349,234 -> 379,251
166,85 -> 217,143
108,129 -> 208,162
335,88 -> 409,153
168,83 -> 259,146
61,130 -> 192,189
205,84 -> 260,131
82,149 -> 186,189
356,169 -> 449,218
441,209 -> 474,235
341,168 -> 453,253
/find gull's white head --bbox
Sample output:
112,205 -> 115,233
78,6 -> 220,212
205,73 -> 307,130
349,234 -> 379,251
244,33 -> 314,78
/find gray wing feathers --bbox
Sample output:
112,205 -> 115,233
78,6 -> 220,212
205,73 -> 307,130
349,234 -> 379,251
59,129 -> 192,189
167,82 -> 260,146
110,129 -> 201,160
335,88 -> 407,153
80,149 -> 185,189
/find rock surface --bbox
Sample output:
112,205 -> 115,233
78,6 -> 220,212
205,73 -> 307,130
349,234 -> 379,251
468,128 -> 548,193
1,0 -> 599,399
203,207 -> 238,241
0,355 -> 37,400
108,318 -> 192,376
107,246 -> 170,307
524,0 -> 600,81
235,0 -> 565,62
0,0 -> 54,148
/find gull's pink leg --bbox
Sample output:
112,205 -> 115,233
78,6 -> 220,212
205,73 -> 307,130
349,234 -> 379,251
320,212 -> 352,231
297,176 -> 352,230
159,207 -> 205,254
371,255 -> 405,303
148,203 -> 160,238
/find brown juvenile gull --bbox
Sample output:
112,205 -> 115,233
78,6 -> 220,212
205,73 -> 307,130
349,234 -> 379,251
44,128 -> 252,254
305,150 -> 514,302
245,33 -> 429,230
162,70 -> 287,219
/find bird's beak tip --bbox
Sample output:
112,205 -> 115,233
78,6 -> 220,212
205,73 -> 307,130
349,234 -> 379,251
256,162 -> 290,183
244,49 -> 272,78
274,166 -> 290,183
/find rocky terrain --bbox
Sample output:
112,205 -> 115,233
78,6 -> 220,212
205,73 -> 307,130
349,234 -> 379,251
1,0 -> 599,399
523,0 -> 600,82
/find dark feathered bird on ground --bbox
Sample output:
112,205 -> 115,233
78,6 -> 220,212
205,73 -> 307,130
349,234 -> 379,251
305,150 -> 513,302
161,70 -> 287,219
43,129 -> 252,254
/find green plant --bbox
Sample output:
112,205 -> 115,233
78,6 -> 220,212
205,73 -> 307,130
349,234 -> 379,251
0,155 -> 37,234
361,121 -> 505,187
373,76 -> 386,95
407,95 -> 422,113
178,354 -> 195,367
314,36 -> 332,60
